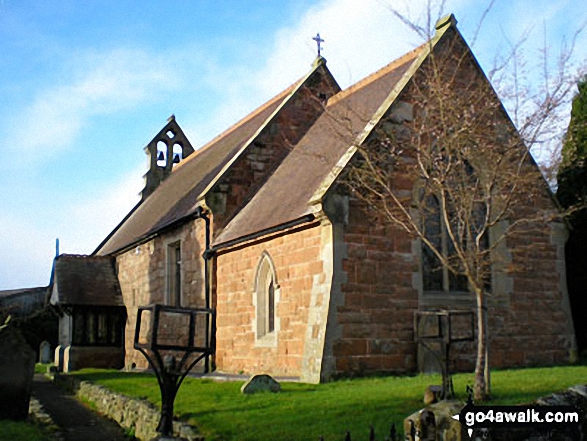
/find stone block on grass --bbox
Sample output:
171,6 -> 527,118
240,374 -> 281,394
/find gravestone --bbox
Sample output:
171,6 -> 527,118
240,374 -> 281,394
54,345 -> 64,372
0,326 -> 36,420
39,340 -> 51,364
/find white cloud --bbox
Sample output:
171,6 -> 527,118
256,0 -> 473,94
186,0 -> 458,149
12,48 -> 181,164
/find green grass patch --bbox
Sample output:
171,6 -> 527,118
0,420 -> 50,441
35,363 -> 51,374
72,364 -> 587,441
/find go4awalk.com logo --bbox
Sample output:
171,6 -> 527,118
452,402 -> 581,439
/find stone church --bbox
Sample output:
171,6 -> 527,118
50,15 -> 576,381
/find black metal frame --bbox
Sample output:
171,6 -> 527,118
414,309 -> 474,399
134,304 -> 216,436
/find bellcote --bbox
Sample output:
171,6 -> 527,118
141,115 -> 194,201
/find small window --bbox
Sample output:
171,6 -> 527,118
167,242 -> 182,306
109,314 -> 121,345
71,308 -> 124,347
72,313 -> 85,345
255,252 -> 278,339
97,313 -> 108,344
86,312 -> 96,344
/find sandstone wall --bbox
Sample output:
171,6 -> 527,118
116,219 -> 207,369
328,202 -> 574,378
326,95 -> 575,377
215,222 -> 333,382
334,219 -> 419,376
208,63 -> 339,236
487,220 -> 575,368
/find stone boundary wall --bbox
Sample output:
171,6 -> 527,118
53,374 -> 202,441
29,396 -> 65,440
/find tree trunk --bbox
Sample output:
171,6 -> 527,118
474,290 -> 488,401
484,304 -> 491,398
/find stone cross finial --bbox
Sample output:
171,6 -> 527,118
312,33 -> 324,57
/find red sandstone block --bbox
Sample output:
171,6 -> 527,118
307,260 -> 323,275
343,293 -> 363,308
379,354 -> 405,369
342,323 -> 372,338
335,357 -> 351,372
337,311 -> 371,324
344,234 -> 365,244
393,238 -> 412,253
355,355 -> 384,370
506,351 -> 525,366
348,246 -> 367,259
491,350 -> 506,367
334,339 -> 367,356
357,264 -> 376,284
361,294 -> 390,309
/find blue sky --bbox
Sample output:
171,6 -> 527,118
1,0 -> 585,290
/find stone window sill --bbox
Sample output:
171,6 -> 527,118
254,332 -> 277,348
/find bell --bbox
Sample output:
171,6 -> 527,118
173,153 -> 181,164
157,151 -> 165,161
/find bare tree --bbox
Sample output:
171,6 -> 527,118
327,10 -> 583,400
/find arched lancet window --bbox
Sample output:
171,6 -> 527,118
255,252 -> 278,339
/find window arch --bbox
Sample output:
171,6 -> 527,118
254,252 -> 278,339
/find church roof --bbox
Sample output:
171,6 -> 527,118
96,15 -> 460,254
95,78 -> 300,255
215,17 -> 464,246
214,46 -> 424,245
50,254 -> 123,307
0,286 -> 47,299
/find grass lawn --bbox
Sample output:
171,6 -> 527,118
72,364 -> 587,441
0,420 -> 50,441
35,363 -> 51,374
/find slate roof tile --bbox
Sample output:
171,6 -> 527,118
51,254 -> 123,306
214,47 -> 423,245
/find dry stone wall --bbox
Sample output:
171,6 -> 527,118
54,374 -> 202,441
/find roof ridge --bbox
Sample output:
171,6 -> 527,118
327,43 -> 426,107
172,78 -> 302,171
58,254 -> 110,260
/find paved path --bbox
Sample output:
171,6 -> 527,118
32,374 -> 131,441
